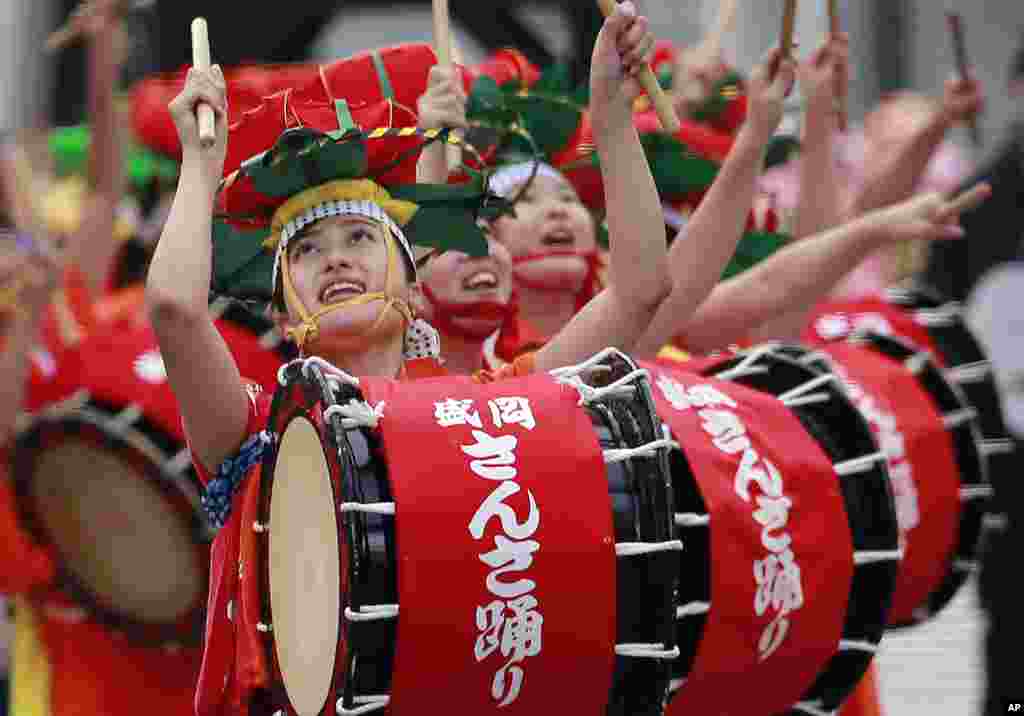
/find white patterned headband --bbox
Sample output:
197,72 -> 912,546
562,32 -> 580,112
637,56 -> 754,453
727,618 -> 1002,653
272,198 -> 416,294
487,161 -> 569,199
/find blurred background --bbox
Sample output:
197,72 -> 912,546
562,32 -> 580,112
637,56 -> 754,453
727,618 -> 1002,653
0,2 -> 1020,715
4,0 -> 1023,162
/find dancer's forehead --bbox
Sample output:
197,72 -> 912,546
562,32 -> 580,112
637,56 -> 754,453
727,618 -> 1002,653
294,215 -> 385,238
513,173 -> 578,198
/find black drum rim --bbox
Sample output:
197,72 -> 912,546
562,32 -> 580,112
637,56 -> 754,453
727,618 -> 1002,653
847,329 -> 989,627
694,345 -> 900,713
11,397 -> 210,648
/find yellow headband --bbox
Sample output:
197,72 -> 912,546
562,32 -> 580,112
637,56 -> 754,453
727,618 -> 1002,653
265,179 -> 418,252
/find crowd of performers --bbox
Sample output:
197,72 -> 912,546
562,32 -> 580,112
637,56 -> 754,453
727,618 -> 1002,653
0,0 -> 1019,714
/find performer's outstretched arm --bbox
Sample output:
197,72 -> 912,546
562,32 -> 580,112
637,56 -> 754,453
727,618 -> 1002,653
537,2 -> 672,371
145,67 -> 249,475
792,34 -> 847,240
67,7 -> 126,297
660,184 -> 990,353
847,76 -> 982,218
633,47 -> 795,358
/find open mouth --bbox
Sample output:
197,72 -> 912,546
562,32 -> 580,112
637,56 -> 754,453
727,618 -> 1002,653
461,270 -> 500,292
541,229 -> 575,247
319,280 -> 366,303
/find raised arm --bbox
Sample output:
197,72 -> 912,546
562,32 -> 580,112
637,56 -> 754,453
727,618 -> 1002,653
66,6 -> 127,297
632,47 -> 795,357
145,66 -> 249,474
415,65 -> 467,184
847,75 -> 983,217
537,2 -> 671,371
669,183 -> 991,352
791,33 -> 848,240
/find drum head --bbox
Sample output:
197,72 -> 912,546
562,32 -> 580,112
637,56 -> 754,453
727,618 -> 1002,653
27,436 -> 203,625
269,415 -> 341,716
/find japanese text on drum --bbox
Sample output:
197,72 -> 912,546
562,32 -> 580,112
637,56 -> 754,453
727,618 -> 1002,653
656,374 -> 805,660
434,396 -> 541,708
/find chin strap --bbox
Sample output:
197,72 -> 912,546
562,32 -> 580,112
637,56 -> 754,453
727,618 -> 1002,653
420,282 -> 517,341
511,249 -> 603,311
280,229 -> 414,353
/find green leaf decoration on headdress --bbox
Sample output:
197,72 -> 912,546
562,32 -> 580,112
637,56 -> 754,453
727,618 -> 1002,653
690,71 -> 745,123
212,128 -> 508,307
391,179 -> 511,258
467,63 -> 585,162
49,124 -> 179,193
241,127 -> 372,201
720,230 -> 789,281
641,133 -> 721,198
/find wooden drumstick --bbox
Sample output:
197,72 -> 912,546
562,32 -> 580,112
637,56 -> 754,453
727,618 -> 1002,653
704,0 -> 738,66
431,0 -> 464,171
946,12 -> 982,148
191,18 -> 216,149
780,0 -> 798,60
828,0 -> 848,131
681,0 -> 739,104
596,0 -> 680,132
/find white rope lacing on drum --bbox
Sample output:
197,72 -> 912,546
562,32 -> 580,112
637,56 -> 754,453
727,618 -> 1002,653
712,343 -> 780,381
960,485 -> 994,501
557,369 -> 649,406
339,502 -> 396,515
166,448 -> 194,475
798,350 -> 833,368
953,559 -> 978,574
336,695 -> 390,715
614,643 -> 680,659
676,601 -> 710,618
107,403 -> 143,434
834,451 -> 887,476
853,549 -> 903,565
913,305 -> 960,327
344,605 -> 399,622
903,351 -> 932,375
943,408 -> 978,429
947,361 -> 991,384
780,392 -> 833,408
838,639 -> 878,654
776,374 -> 836,405
615,541 -> 684,557
674,513 -> 709,527
548,347 -> 629,379
324,400 -> 386,429
603,437 -> 678,463
885,287 -> 914,304
981,439 -> 1015,457
792,699 -> 835,716
302,356 -> 361,387
982,513 -> 1010,532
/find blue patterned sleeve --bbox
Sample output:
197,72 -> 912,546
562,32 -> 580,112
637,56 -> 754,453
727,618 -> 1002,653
200,431 -> 273,531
